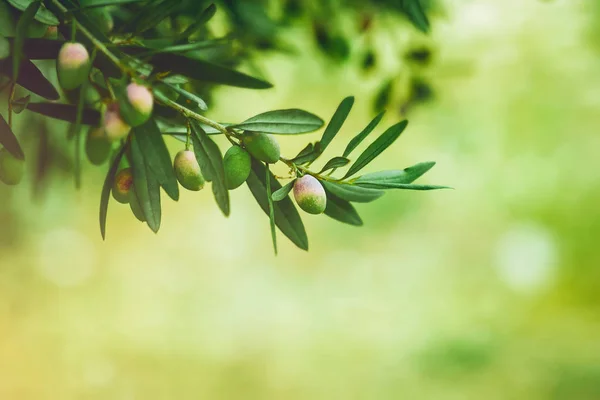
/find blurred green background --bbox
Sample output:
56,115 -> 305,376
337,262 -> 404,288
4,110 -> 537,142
2,0 -> 600,398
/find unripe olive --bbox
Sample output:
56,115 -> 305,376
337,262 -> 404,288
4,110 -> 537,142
223,146 -> 251,190
174,150 -> 205,191
293,175 -> 327,215
112,168 -> 133,204
129,189 -> 146,222
85,127 -> 112,165
103,103 -> 131,142
242,132 -> 280,164
120,83 -> 153,127
0,148 -> 24,186
57,42 -> 91,90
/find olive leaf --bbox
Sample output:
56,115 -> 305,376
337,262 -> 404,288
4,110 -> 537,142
150,54 -> 272,89
130,132 -> 162,233
318,156 -> 350,173
177,3 -> 217,42
342,111 -> 385,157
232,109 -> 324,134
343,120 -> 408,179
272,180 -> 294,202
133,119 -> 180,201
0,114 -> 24,160
0,58 -> 60,100
99,145 -> 127,240
190,120 -> 230,216
319,96 -> 354,152
354,161 -> 436,185
265,163 -> 278,255
323,190 -> 363,226
26,102 -> 101,125
6,0 -> 59,25
320,180 -> 384,203
246,160 -> 308,251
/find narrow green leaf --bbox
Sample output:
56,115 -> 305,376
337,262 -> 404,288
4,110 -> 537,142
12,0 -> 41,81
134,40 -> 226,57
354,161 -> 436,185
26,102 -> 101,125
190,120 -> 230,216
320,180 -> 384,203
342,111 -> 385,157
319,96 -> 354,152
129,0 -> 182,34
100,145 -> 126,240
133,119 -> 180,201
344,120 -> 408,179
177,3 -> 217,42
355,182 -> 450,190
292,142 -> 321,165
0,35 -> 9,60
11,94 -> 30,114
319,156 -> 350,173
72,0 -> 146,8
232,109 -> 324,134
130,133 -> 162,232
401,0 -> 430,33
246,159 -> 308,251
0,114 -> 24,160
323,190 -> 363,226
0,58 -> 60,100
292,143 -> 314,160
265,163 -> 278,255
151,54 -> 273,89
13,38 -> 62,60
167,83 -> 208,111
272,180 -> 294,202
6,0 -> 58,25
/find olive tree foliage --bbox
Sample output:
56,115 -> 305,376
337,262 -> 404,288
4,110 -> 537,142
0,0 -> 446,253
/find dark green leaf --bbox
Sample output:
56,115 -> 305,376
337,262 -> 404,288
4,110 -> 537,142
133,119 -> 180,201
0,114 -> 24,160
13,0 -> 42,81
130,133 -> 162,232
6,0 -> 58,25
177,3 -> 217,42
292,143 -> 313,160
16,38 -> 62,59
320,180 -> 384,203
190,120 -> 230,216
354,161 -> 436,185
319,156 -> 350,173
355,182 -> 450,190
11,94 -> 30,114
292,142 -> 321,165
232,109 -> 324,134
323,190 -> 363,226
246,159 -> 308,251
167,83 -> 208,111
134,40 -> 226,57
265,163 -> 278,255
0,58 -> 60,100
342,111 -> 385,157
373,79 -> 393,112
344,120 -> 408,179
26,102 -> 101,125
319,96 -> 354,152
272,180 -> 294,202
151,54 -> 272,89
0,35 -> 9,60
401,0 -> 430,33
100,145 -> 126,240
74,0 -> 146,8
